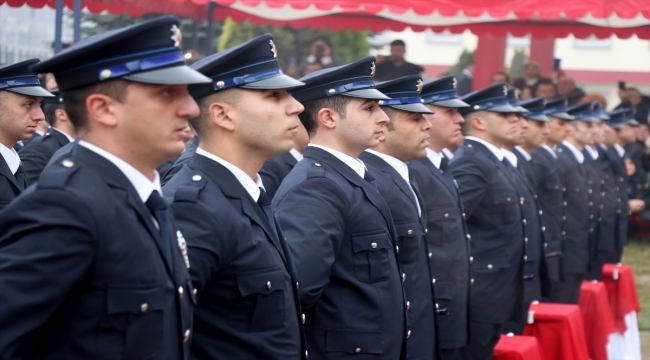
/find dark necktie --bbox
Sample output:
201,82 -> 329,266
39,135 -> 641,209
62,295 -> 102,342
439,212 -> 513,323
145,191 -> 173,268
363,169 -> 378,190
14,164 -> 26,190
440,155 -> 450,171
258,187 -> 279,237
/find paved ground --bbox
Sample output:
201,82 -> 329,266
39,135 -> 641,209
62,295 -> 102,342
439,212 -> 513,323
642,331 -> 649,359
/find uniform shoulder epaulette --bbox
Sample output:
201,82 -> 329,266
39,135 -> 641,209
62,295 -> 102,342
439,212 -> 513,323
306,161 -> 326,179
37,157 -> 80,189
173,173 -> 206,203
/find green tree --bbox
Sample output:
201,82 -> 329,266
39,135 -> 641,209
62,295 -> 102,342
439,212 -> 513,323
446,49 -> 474,76
509,49 -> 526,76
219,18 -> 370,72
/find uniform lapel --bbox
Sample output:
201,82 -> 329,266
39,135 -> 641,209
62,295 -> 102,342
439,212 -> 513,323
361,152 -> 420,213
0,153 -> 24,193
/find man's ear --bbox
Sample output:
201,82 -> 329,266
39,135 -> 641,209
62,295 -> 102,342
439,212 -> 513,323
470,114 -> 488,132
317,107 -> 338,130
86,94 -> 119,128
208,101 -> 236,132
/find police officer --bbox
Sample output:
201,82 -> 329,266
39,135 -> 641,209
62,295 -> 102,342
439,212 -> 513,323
0,16 -> 210,359
259,121 -> 309,199
408,75 -> 471,360
0,59 -> 53,210
163,34 -> 307,359
18,90 -> 76,184
272,57 -> 407,360
359,75 -> 438,360
451,83 -> 525,359
553,102 -> 599,303
161,135 -> 199,184
530,97 -> 573,296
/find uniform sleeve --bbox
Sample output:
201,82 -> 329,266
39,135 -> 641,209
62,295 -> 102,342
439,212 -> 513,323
529,158 -> 546,189
450,156 -> 488,218
169,201 -> 226,299
272,178 -> 347,309
0,189 -> 96,355
18,144 -> 49,185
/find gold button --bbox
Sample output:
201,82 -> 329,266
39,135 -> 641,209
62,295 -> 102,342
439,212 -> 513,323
355,348 -> 361,353
183,329 -> 191,342
178,286 -> 184,298
267,281 -> 272,289
140,303 -> 148,312
407,230 -> 413,235
371,242 -> 378,249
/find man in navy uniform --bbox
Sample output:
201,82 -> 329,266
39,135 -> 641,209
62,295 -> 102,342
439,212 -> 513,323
359,75 -> 438,360
552,102 -> 598,303
0,59 -> 53,210
163,34 -> 308,359
19,90 -> 76,184
408,75 -> 471,360
504,97 -> 552,333
530,97 -> 573,295
272,57 -> 407,360
0,16 -> 211,359
260,121 -> 309,199
451,83 -> 525,359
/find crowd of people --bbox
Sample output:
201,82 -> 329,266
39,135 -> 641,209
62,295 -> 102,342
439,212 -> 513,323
0,15 -> 646,360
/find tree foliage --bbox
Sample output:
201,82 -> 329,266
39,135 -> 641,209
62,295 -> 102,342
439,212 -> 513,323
446,49 -> 474,76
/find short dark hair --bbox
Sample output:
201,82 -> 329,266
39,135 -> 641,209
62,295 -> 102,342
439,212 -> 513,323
390,39 -> 406,47
492,71 -> 511,84
311,35 -> 333,48
43,103 -> 64,126
380,106 -> 398,131
299,95 -> 351,137
62,79 -> 129,130
536,77 -> 555,87
189,88 -> 239,138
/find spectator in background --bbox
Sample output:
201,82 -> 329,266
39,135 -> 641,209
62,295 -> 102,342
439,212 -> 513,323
490,71 -> 511,85
534,77 -> 559,100
520,86 -> 533,100
513,61 -> 542,90
626,156 -> 650,243
626,123 -> 648,173
617,87 -> 650,125
456,63 -> 474,96
557,75 -> 586,105
375,39 -> 424,81
579,93 -> 607,109
297,35 -> 343,77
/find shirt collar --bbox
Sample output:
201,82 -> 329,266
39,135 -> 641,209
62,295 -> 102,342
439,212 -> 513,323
196,147 -> 264,202
51,127 -> 75,143
585,145 -> 599,160
501,148 -> 518,167
0,143 -> 20,174
514,146 -> 531,161
78,140 -> 161,203
562,141 -> 585,164
289,148 -> 303,162
34,130 -> 44,136
542,144 -> 557,159
308,143 -> 365,178
425,148 -> 442,169
614,144 -> 625,158
465,136 -> 504,161
365,149 -> 410,182
441,148 -> 454,160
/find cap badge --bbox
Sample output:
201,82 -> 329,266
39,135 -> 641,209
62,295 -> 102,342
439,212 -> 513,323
416,79 -> 423,93
370,61 -> 376,77
171,25 -> 182,47
270,40 -> 278,58
503,85 -> 508,96
452,77 -> 458,89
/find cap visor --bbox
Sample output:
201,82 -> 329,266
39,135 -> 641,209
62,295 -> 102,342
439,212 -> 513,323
596,113 -> 610,120
342,88 -> 391,100
515,105 -> 528,112
487,104 -> 521,113
525,114 -> 550,122
575,116 -> 600,123
387,103 -> 434,114
548,112 -> 574,121
625,119 -> 640,126
123,65 -> 211,85
8,86 -> 55,97
608,123 -> 625,130
240,74 -> 305,90
428,98 -> 470,108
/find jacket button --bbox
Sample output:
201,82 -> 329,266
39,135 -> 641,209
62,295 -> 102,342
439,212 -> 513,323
302,313 -> 306,324
562,187 -> 566,192
469,256 -> 474,264
193,288 -> 198,297
562,231 -> 566,235
589,202 -> 593,206
544,243 -> 548,249
487,264 -> 493,269
267,281 -> 272,289
444,213 -> 449,218
432,278 -> 436,284
524,256 -> 528,261
562,216 -> 566,220
471,278 -> 475,285
407,330 -> 412,339
62,159 -> 74,168
296,282 -> 300,289
524,237 -> 529,243
314,163 -> 321,167
617,198 -> 621,202
355,348 -> 361,353
541,226 -> 546,232
192,175 -> 202,181
588,189 -> 593,194
563,201 -> 567,206
407,230 -> 413,235
425,228 -> 428,233
371,242 -> 378,249
590,228 -> 594,233
178,286 -> 184,299
306,350 -> 308,358
467,234 -> 471,241
617,209 -> 621,213
428,252 -> 432,259
140,303 -> 148,312
522,219 -> 527,225
507,198 -> 511,202
534,195 -> 538,199
462,212 -> 466,219
183,329 -> 191,342
601,180 -> 605,184
538,210 -> 543,215
402,273 -> 406,282
396,246 -> 400,253
590,214 -> 594,219
406,301 -> 410,310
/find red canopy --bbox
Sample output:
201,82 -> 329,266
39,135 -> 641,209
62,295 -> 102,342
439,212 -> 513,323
3,0 -> 650,39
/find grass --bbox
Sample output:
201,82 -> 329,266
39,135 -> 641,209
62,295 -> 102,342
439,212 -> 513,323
621,238 -> 650,331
